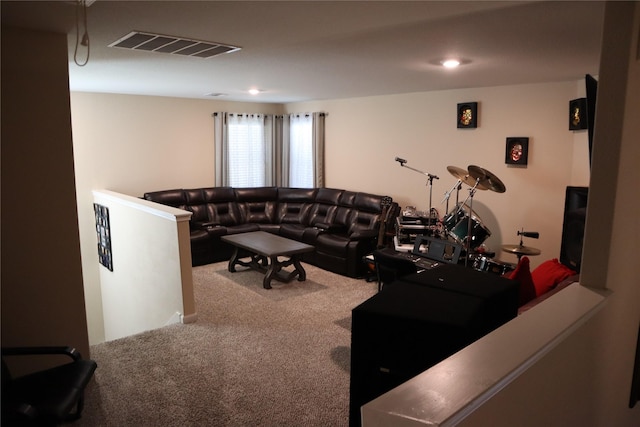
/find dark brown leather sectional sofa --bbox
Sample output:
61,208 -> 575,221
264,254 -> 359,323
143,187 -> 399,278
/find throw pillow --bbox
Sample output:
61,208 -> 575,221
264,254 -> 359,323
508,256 -> 536,306
531,258 -> 577,297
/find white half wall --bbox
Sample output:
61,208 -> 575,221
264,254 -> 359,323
92,190 -> 194,342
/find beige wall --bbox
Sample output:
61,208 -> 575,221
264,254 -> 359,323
1,26 -> 90,359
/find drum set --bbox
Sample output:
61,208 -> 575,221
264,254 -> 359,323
396,158 -> 542,276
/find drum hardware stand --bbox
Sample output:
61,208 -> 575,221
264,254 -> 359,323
515,229 -> 540,261
459,179 -> 481,266
395,157 -> 439,229
441,179 -> 463,217
501,229 -> 541,261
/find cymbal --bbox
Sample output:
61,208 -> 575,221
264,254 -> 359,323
446,165 -> 488,190
468,165 -> 507,193
501,244 -> 541,256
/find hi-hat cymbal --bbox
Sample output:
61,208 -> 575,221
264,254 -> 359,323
501,244 -> 541,256
468,165 -> 507,193
447,165 -> 488,190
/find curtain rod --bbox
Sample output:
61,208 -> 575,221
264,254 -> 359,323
212,112 -> 327,117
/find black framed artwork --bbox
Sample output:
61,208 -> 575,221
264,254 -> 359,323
505,137 -> 529,165
569,97 -> 588,130
457,102 -> 478,128
94,203 -> 113,271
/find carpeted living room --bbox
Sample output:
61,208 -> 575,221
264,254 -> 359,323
3,1 -> 640,427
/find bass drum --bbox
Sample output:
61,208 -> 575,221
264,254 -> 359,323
473,256 -> 516,276
448,207 -> 491,250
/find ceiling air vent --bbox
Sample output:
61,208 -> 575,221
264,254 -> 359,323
109,31 -> 241,58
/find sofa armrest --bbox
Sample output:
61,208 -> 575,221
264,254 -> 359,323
193,221 -> 220,229
315,222 -> 348,233
349,229 -> 378,240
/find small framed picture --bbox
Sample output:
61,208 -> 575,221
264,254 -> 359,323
457,102 -> 478,128
569,98 -> 588,130
505,137 -> 529,165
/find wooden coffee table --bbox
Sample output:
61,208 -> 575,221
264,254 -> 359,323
221,231 -> 315,289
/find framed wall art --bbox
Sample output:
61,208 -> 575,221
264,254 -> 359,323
457,102 -> 478,128
569,97 -> 588,130
94,203 -> 113,271
505,137 -> 529,165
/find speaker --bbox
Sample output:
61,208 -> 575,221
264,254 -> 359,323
560,186 -> 588,272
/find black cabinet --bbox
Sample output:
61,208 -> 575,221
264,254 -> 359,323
349,264 -> 518,427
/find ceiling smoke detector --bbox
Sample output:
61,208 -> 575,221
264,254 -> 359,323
109,31 -> 241,59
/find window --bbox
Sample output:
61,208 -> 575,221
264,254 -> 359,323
288,114 -> 313,188
213,113 -> 275,187
227,114 -> 267,187
214,112 -> 324,188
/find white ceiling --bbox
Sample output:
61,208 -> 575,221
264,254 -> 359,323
2,1 -> 605,103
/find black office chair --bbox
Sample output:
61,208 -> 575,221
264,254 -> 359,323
1,346 -> 97,426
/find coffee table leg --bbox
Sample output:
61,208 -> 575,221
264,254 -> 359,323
228,247 -> 239,273
263,256 -> 282,289
293,256 -> 306,281
260,255 -> 308,289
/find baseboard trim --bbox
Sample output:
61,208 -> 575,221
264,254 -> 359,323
181,313 -> 198,324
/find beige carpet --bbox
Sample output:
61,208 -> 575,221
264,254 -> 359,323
78,261 -> 378,426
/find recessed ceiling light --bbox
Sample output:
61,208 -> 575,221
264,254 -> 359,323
248,88 -> 262,95
441,59 -> 461,68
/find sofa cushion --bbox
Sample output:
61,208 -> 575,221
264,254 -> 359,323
276,188 -> 316,225
348,210 -> 380,235
198,187 -> 241,226
315,233 -> 351,257
531,258 -> 577,297
144,189 -> 186,209
279,223 -> 308,241
226,224 -> 260,234
354,192 -> 383,213
235,187 -> 278,224
316,188 -> 343,204
202,186 -> 236,203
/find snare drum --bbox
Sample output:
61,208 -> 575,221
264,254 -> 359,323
473,256 -> 515,276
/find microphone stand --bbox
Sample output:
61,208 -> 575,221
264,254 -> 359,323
395,158 -> 439,229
